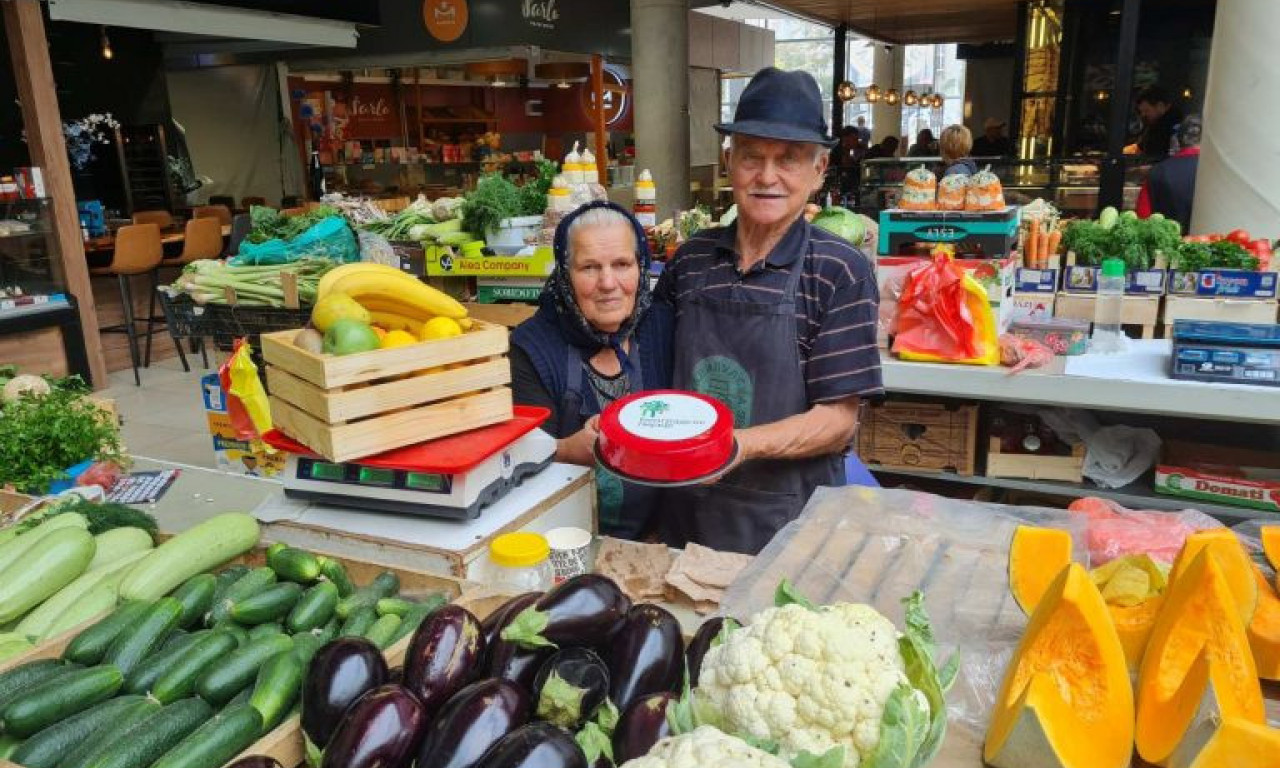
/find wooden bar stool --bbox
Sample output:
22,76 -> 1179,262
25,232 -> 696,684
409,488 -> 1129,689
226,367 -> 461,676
132,210 -> 173,229
147,217 -> 224,369
90,223 -> 164,386
192,204 -> 232,228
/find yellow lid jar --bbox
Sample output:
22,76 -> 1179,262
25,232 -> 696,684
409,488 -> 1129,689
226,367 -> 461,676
482,532 -> 554,591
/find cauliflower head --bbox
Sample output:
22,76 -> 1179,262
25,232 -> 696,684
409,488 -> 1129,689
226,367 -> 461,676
696,602 -> 909,768
620,726 -> 793,768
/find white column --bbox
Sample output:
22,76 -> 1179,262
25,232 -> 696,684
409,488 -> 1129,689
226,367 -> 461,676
630,0 -> 690,221
871,44 -> 905,148
1191,0 -> 1280,237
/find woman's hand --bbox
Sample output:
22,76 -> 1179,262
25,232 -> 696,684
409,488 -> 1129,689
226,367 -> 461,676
556,415 -> 601,466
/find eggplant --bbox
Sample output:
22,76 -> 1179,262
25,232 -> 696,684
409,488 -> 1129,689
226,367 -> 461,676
321,684 -> 426,768
479,593 -> 540,667
684,616 -> 738,687
486,638 -> 553,696
613,693 -> 674,764
500,575 -> 630,651
531,648 -> 610,729
476,722 -> 586,768
302,637 -> 390,750
416,679 -> 530,768
607,604 -> 683,711
223,757 -> 283,768
389,666 -> 403,684
404,604 -> 485,720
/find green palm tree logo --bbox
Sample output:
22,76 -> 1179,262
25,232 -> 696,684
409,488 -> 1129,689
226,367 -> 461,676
639,400 -> 669,419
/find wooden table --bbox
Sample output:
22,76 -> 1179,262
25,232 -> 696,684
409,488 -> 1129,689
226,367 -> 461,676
83,224 -> 232,254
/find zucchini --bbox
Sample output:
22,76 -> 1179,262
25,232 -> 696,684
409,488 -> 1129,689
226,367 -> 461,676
197,633 -> 293,706
85,528 -> 153,573
103,598 -> 183,677
151,631 -> 241,704
248,650 -> 303,731
374,597 -> 414,617
54,698 -> 160,768
386,594 -> 448,647
229,583 -> 303,625
286,581 -> 339,633
267,547 -> 321,583
11,695 -> 149,768
338,605 -> 378,638
41,579 -> 119,641
63,601 -> 151,665
124,630 -> 211,695
364,614 -> 401,649
0,659 -> 72,709
247,622 -> 284,641
0,637 -> 33,662
0,664 -> 123,738
318,557 -> 354,597
82,697 -> 213,768
118,513 -> 260,601
208,567 -> 277,626
0,734 -> 19,760
16,550 -> 150,642
0,514 -> 88,574
0,527 -> 97,623
148,704 -> 262,768
170,574 -> 218,629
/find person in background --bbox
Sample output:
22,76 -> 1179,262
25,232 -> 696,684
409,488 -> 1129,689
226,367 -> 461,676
853,115 -> 872,145
972,117 -> 1013,156
908,128 -> 938,157
864,135 -> 900,160
939,124 -> 979,177
1132,85 -> 1184,159
656,67 -> 882,554
830,126 -> 865,204
510,201 -> 673,540
1136,115 -> 1202,231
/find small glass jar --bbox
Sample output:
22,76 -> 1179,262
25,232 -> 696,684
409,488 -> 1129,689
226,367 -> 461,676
480,532 -> 554,593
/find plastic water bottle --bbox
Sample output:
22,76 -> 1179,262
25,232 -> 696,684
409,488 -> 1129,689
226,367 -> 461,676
1090,257 -> 1127,353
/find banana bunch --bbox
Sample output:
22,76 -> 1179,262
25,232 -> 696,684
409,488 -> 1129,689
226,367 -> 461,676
316,262 -> 470,341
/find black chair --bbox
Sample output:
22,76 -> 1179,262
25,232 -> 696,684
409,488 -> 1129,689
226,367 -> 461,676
228,213 -> 252,257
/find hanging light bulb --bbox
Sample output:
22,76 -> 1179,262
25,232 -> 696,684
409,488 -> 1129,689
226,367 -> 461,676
903,90 -> 918,106
100,27 -> 113,60
885,88 -> 900,106
866,84 -> 881,103
932,93 -> 944,109
836,81 -> 856,103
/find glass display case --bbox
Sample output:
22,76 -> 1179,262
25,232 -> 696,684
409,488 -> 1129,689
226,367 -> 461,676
857,156 -> 1150,219
0,198 -> 69,316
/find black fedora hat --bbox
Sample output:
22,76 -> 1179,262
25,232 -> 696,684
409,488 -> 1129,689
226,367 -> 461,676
715,67 -> 836,147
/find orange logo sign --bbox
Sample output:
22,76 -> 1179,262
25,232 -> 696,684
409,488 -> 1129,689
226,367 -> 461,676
423,0 -> 468,43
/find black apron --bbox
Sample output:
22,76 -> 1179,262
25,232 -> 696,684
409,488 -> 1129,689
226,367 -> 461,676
667,243 -> 845,554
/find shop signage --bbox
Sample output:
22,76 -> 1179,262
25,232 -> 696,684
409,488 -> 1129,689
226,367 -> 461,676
423,0 -> 469,43
580,66 -> 629,126
522,0 -> 559,30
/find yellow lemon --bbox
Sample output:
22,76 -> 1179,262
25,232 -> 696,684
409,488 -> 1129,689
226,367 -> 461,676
420,316 -> 463,341
380,329 -> 418,349
311,293 -> 370,332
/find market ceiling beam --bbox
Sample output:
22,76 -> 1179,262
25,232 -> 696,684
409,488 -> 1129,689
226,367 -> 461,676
750,0 -> 1021,44
46,0 -> 359,48
3,0 -> 108,388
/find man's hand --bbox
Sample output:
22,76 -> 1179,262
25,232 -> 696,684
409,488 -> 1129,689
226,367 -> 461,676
700,398 -> 861,484
556,415 -> 601,467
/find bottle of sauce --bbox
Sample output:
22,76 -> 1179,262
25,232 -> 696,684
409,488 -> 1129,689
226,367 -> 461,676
634,169 -> 657,229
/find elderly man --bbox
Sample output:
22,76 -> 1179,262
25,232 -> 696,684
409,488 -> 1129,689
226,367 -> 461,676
656,68 -> 882,554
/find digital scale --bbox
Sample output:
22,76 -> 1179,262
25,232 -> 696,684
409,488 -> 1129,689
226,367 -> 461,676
263,406 -> 556,520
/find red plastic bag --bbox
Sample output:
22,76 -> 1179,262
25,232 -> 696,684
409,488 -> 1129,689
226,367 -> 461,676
218,339 -> 258,441
891,251 -> 997,364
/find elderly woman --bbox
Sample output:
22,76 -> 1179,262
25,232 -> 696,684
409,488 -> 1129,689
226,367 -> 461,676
510,201 -> 673,539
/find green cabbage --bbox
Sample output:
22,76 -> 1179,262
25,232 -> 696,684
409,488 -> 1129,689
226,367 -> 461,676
811,206 -> 866,246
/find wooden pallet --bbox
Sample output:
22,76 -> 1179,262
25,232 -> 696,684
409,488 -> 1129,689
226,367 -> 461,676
260,321 -> 514,462
1054,293 -> 1161,339
1157,295 -> 1279,337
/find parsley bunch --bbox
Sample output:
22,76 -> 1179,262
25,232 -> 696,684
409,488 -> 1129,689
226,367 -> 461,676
0,386 -> 125,494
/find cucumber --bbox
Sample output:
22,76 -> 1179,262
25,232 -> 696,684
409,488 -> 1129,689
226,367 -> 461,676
151,631 -> 241,704
375,597 -> 414,617
0,734 -> 19,760
118,513 -> 260,602
0,664 -> 123,738
334,571 -> 399,619
318,557 -> 354,597
149,704 -> 262,768
0,659 -> 72,709
214,565 -> 249,589
265,542 -> 286,559
267,547 -> 320,583
247,622 -> 284,641
103,598 -> 183,677
11,695 -> 149,768
53,698 -> 160,768
248,650 -> 303,731
41,579 -> 119,641
124,630 -> 211,695
85,528 -> 153,573
364,614 -> 401,649
161,629 -> 190,649
16,550 -> 149,641
289,631 -> 326,667
338,605 -> 378,637
63,601 -> 150,665
386,595 -> 448,647
286,581 -> 338,633
224,688 -> 253,710
208,568 -> 277,626
0,514 -> 88,574
0,527 -> 97,624
214,622 -> 250,647
197,634 -> 293,706
82,697 -> 213,768
170,574 -> 218,629
229,583 -> 303,625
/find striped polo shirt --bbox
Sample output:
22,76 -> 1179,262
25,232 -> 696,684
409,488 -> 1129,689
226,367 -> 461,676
655,216 -> 883,404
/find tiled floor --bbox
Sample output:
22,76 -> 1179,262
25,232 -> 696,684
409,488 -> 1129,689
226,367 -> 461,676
99,356 -> 221,470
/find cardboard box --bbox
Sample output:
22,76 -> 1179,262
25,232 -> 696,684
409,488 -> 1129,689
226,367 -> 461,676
877,207 -> 1019,258
857,400 -> 978,476
475,277 -> 544,303
1162,295 -> 1279,327
1015,266 -> 1060,294
1154,441 -> 1280,513
1008,292 -> 1055,323
1062,264 -> 1167,295
201,373 -> 287,478
1168,269 -> 1278,299
425,245 -> 555,278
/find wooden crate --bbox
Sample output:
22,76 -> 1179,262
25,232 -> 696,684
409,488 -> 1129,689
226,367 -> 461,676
857,400 -> 979,476
1159,295 -> 1278,335
986,437 -> 1086,482
260,321 -> 513,462
1054,293 -> 1161,339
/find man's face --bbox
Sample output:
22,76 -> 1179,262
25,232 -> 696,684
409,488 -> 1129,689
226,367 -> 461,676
1137,100 -> 1168,125
986,126 -> 1002,140
729,136 -> 826,231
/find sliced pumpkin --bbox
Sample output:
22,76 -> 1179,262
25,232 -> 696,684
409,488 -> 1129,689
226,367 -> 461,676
1135,549 -> 1266,766
985,563 -> 1134,768
1247,565 -> 1280,681
1008,525 -> 1074,614
1111,594 -> 1163,671
1261,525 -> 1280,570
1167,529 -> 1257,624
1167,717 -> 1280,768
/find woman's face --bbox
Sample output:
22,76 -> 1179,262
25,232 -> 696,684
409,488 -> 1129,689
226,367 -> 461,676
569,221 -> 640,334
